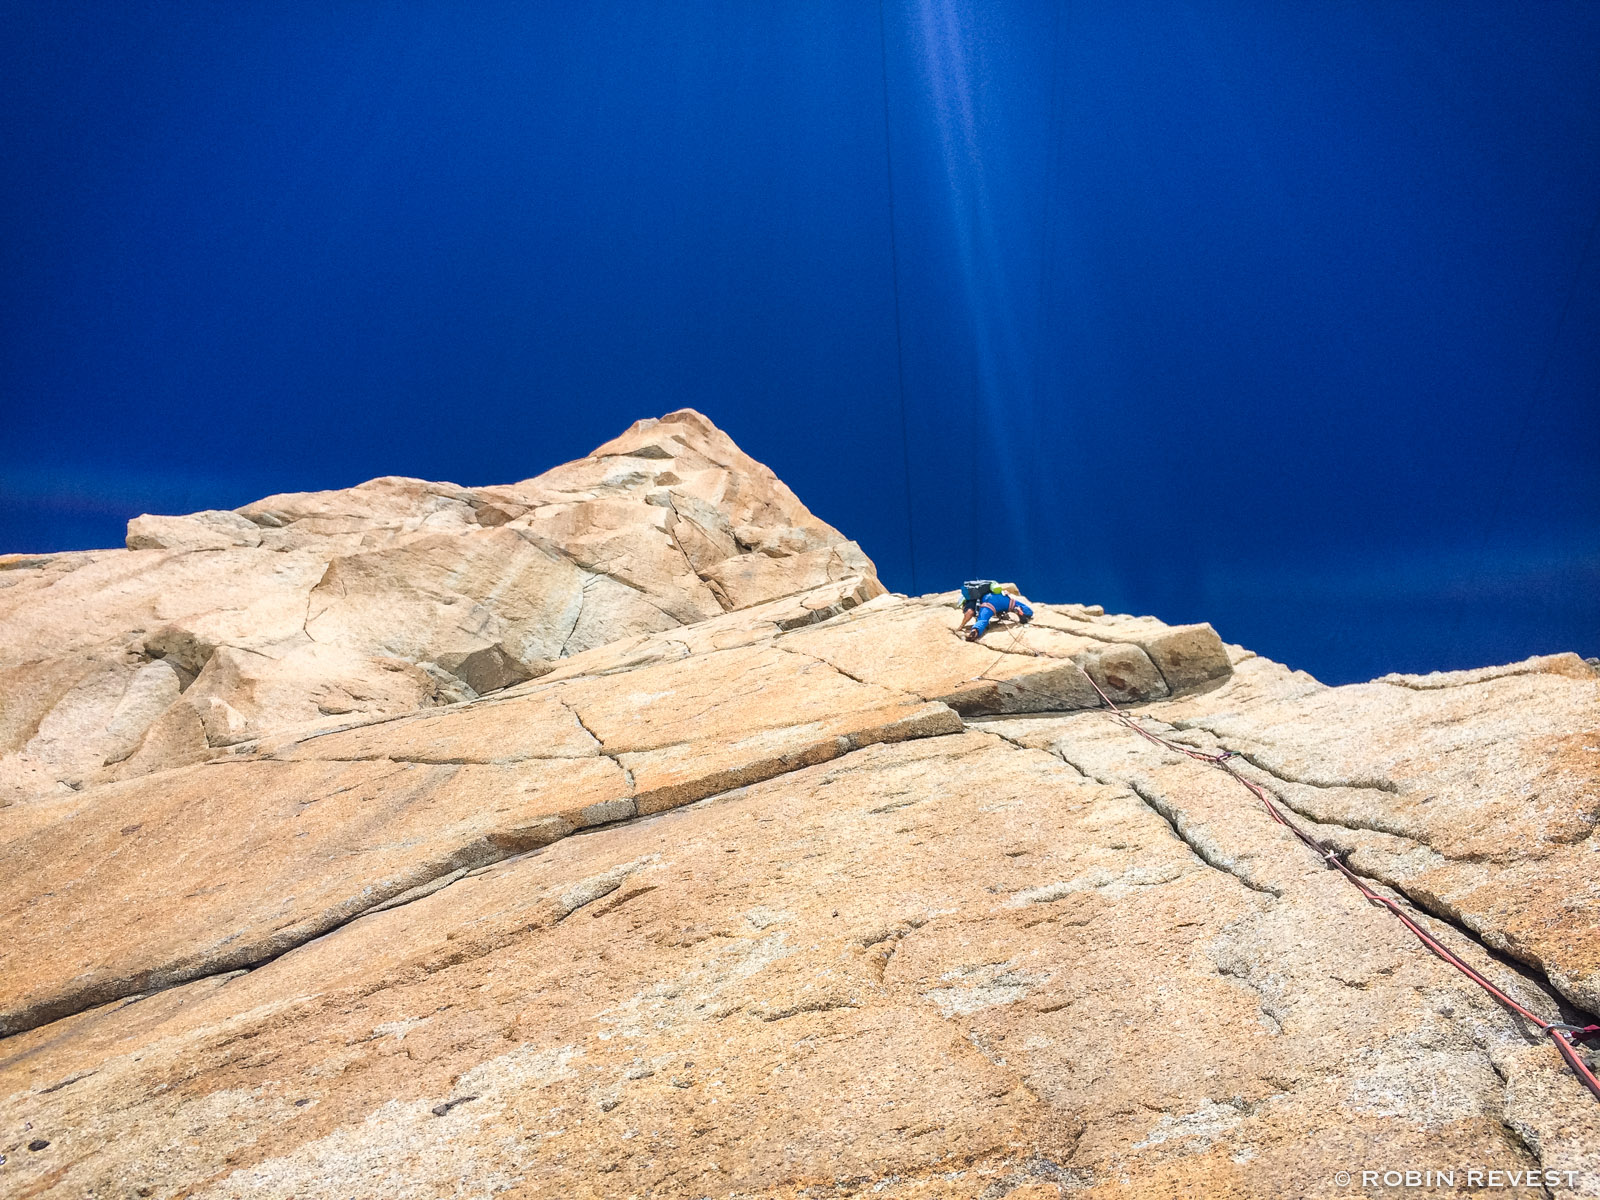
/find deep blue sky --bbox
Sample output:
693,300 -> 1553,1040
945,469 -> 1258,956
3,2 -> 1597,684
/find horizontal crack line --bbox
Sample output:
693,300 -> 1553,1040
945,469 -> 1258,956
0,713 -> 964,1043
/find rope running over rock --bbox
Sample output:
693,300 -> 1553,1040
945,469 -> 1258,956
1076,667 -> 1600,1104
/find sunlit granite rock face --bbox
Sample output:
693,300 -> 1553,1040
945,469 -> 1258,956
0,409 -> 882,805
1,416 -> 1596,1198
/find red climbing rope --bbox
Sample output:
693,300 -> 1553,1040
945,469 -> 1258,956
1075,668 -> 1600,1104
967,618 -> 1031,682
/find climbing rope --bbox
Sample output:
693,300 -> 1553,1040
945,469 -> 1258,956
1074,668 -> 1600,1104
965,614 -> 1032,682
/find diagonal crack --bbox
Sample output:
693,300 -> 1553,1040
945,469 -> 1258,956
772,642 -> 882,690
1210,955 -> 1286,1035
1136,723 -> 1600,1033
556,695 -> 634,791
658,494 -> 735,613
973,721 -> 1279,897
1250,803 -> 1600,1032
971,727 -> 1090,782
1166,722 -> 1400,794
1149,728 -> 1423,847
509,526 -> 699,628
975,704 -> 1600,1097
1121,777 -> 1283,897
558,574 -> 597,659
0,826 -> 528,1041
1151,724 -> 1600,1020
1485,1056 -> 1559,1196
2,712 -> 966,1042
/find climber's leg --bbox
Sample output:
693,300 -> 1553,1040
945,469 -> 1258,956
970,602 -> 998,639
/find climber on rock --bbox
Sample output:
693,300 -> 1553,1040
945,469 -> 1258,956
957,580 -> 1033,641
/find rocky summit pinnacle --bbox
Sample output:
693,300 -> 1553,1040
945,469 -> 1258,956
1,413 -> 1596,1198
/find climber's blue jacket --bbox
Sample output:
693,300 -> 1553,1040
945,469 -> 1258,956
966,589 -> 1033,637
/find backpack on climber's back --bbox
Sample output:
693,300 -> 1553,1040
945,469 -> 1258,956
961,580 -> 1004,606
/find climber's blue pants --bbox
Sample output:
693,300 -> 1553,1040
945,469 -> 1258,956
972,594 -> 1033,637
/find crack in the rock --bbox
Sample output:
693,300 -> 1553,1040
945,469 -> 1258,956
360,865 -> 474,915
970,726 -> 1091,782
557,575 -> 598,659
303,751 -> 594,767
0,847 -> 650,1054
1146,725 -> 1600,1031
972,720 -> 1276,895
989,730 -> 1281,899
2,715 -> 966,1041
1485,1056 -> 1555,1196
1026,618 -> 1138,647
1167,722 -> 1400,794
1153,740 -> 1433,849
556,696 -> 634,790
966,624 -> 1050,670
34,1067 -> 97,1095
300,586 -> 318,645
772,642 -> 881,690
0,833 -> 519,1040
1152,727 -> 1600,1022
1120,778 -> 1283,897
974,719 -> 1593,1033
587,883 -> 657,919
275,671 -> 575,751
658,495 -> 734,613
859,917 -> 927,984
753,997 -> 861,1022
1115,726 -> 1600,1029
1212,958 -> 1286,1036
1262,807 -> 1600,1033
1257,785 -> 1438,852
509,527 -> 640,591
509,527 -> 700,629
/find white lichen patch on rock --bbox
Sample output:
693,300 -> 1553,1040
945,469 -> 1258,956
924,961 -> 1048,1018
